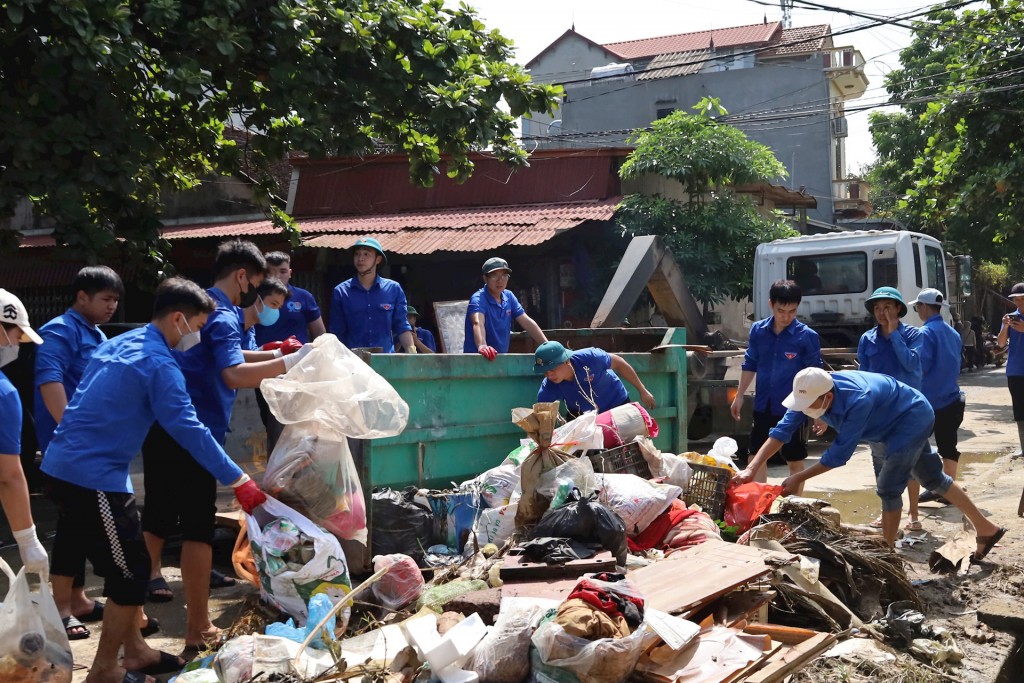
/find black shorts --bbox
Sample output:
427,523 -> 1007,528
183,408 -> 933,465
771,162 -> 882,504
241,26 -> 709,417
42,474 -> 150,606
141,424 -> 217,545
43,478 -> 88,588
1009,376 -> 1024,422
751,410 -> 808,462
932,397 -> 965,462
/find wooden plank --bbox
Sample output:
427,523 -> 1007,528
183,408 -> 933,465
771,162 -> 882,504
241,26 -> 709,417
500,551 -> 615,580
743,632 -> 838,683
742,624 -> 821,646
500,577 -> 578,602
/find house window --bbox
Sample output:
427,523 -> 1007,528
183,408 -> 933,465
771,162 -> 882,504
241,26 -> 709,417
656,107 -> 676,119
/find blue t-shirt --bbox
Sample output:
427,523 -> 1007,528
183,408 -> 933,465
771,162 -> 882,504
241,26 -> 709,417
41,325 -> 242,493
0,374 -> 21,455
329,276 -> 412,353
770,371 -> 934,468
918,314 -> 962,409
175,288 -> 245,443
463,288 -> 526,353
742,317 -> 822,415
33,309 -> 107,453
857,322 -> 923,389
416,327 -> 436,352
537,347 -> 629,414
255,285 -> 321,346
1008,326 -> 1024,377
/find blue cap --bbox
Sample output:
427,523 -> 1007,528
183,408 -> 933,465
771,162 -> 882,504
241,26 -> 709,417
533,341 -> 572,374
352,237 -> 387,264
865,286 -> 907,317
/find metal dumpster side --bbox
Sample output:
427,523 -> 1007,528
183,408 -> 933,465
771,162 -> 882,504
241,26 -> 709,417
359,327 -> 688,489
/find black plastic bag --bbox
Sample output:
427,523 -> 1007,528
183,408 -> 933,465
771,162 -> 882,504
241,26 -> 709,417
371,487 -> 434,565
529,489 -> 628,566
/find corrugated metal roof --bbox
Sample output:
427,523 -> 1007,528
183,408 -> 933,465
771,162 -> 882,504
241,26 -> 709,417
637,49 -> 710,80
760,25 -> 830,57
162,220 -> 280,240
604,22 -> 781,60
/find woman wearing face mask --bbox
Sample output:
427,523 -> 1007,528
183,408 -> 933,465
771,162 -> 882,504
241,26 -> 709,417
734,368 -> 1005,554
237,278 -> 291,352
0,289 -> 50,579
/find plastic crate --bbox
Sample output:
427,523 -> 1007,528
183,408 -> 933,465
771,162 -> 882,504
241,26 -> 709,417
587,442 -> 653,479
685,462 -> 731,521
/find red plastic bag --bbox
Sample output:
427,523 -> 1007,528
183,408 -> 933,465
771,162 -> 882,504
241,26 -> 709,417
724,482 -> 783,533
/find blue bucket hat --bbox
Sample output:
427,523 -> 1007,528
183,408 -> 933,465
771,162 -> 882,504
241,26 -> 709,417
533,341 -> 572,374
864,286 -> 907,317
352,237 -> 387,264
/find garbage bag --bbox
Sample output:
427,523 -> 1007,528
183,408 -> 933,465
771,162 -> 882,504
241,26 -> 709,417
472,503 -> 518,547
266,593 -> 337,649
635,438 -> 692,490
477,464 -> 521,509
529,489 -> 628,566
551,411 -> 605,454
513,403 -> 572,528
595,403 -> 658,448
371,554 -> 425,611
589,473 -> 681,537
537,456 -> 594,501
371,487 -> 434,564
532,619 -> 656,683
0,557 -> 72,683
416,579 -> 489,613
427,491 -> 481,552
724,482 -> 783,533
470,603 -> 544,683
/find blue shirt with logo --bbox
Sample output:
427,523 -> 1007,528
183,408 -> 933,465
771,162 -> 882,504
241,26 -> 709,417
857,321 -> 923,389
463,287 -> 526,353
770,370 -> 933,468
416,327 -> 436,352
537,347 -> 629,414
33,309 -> 107,453
329,276 -> 412,353
0,374 -> 21,455
41,325 -> 243,493
742,317 -> 821,415
255,285 -> 321,346
175,287 -> 245,443
918,314 -> 962,409
1008,325 -> 1024,377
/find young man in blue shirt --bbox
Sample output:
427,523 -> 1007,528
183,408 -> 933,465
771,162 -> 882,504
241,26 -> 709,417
406,306 -> 436,352
141,241 -> 309,653
735,368 -> 1005,555
997,282 -> 1024,458
464,257 -> 547,359
33,266 -> 124,638
329,237 -> 416,353
0,289 -> 49,582
256,252 -> 326,346
731,280 -> 821,491
533,341 -> 655,417
40,278 -> 268,683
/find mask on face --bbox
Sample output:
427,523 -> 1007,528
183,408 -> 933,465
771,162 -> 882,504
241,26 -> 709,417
175,318 -> 202,352
238,279 -> 259,308
803,394 -> 831,420
257,296 -> 280,326
0,328 -> 18,368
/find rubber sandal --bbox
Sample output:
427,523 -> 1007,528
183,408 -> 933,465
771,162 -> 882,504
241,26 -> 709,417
123,672 -> 151,683
210,569 -> 237,589
146,576 -> 173,603
180,644 -> 202,663
973,527 -> 1008,563
62,615 -> 90,640
140,616 -> 160,638
904,520 -> 923,531
138,650 -> 186,675
75,601 -> 105,623
868,516 -> 884,528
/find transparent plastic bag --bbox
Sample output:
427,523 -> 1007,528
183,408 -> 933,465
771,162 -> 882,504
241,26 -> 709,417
0,558 -> 72,683
371,554 -> 425,610
531,620 -> 656,683
470,603 -> 544,683
551,411 -> 604,454
537,456 -> 594,501
635,438 -> 692,490
589,473 -> 682,537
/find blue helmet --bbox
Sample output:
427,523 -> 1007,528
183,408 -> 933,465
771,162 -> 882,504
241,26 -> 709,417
864,286 -> 907,318
352,237 -> 387,264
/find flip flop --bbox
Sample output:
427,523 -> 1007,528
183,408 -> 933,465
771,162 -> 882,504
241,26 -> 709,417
868,516 -> 884,528
973,527 -> 1008,563
180,644 -> 202,663
146,576 -> 173,603
140,616 -> 160,638
123,672 -> 151,683
904,519 -> 923,531
62,615 -> 90,640
210,569 -> 237,589
75,601 -> 105,623
137,651 -> 186,676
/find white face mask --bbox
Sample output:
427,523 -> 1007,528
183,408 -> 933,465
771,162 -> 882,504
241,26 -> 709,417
803,394 -> 831,420
0,328 -> 18,368
174,318 -> 201,352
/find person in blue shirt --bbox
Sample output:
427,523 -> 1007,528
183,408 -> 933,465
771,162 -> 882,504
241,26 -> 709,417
533,341 -> 655,417
906,289 -> 965,515
730,280 -> 822,491
464,257 -> 547,359
40,278 -> 269,683
141,240 -> 309,653
406,306 -> 436,352
997,282 -> 1024,458
329,237 -> 416,353
256,252 -> 326,346
857,286 -> 922,388
734,368 -> 1005,555
0,289 -> 49,584
33,266 -> 124,637
238,278 -> 291,351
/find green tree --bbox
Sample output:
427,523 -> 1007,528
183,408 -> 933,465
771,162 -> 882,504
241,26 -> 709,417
617,100 -> 797,305
0,0 -> 561,267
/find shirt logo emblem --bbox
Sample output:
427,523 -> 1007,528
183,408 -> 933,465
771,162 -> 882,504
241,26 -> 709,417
381,304 -> 392,311
287,302 -> 302,312
785,352 -> 797,360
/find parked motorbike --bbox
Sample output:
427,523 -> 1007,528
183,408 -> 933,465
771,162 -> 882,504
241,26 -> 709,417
983,333 -> 1006,368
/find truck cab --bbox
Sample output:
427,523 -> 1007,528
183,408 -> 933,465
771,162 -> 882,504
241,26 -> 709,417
754,230 -> 950,347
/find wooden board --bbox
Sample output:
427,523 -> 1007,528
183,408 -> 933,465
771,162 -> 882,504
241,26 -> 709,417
628,542 -> 780,616
433,300 -> 469,353
500,550 -> 615,580
743,632 -> 838,683
501,577 -> 579,602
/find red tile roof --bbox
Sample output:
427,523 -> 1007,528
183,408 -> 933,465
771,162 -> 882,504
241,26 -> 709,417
761,25 -> 831,57
604,22 -> 782,60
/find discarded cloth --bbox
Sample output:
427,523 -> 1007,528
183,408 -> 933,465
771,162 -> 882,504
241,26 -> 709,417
553,599 -> 630,640
627,507 -> 698,552
567,577 -> 644,630
517,537 -> 603,564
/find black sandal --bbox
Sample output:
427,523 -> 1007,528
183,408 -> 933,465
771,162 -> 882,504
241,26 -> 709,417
145,576 -> 174,603
62,615 -> 90,640
973,527 -> 1007,563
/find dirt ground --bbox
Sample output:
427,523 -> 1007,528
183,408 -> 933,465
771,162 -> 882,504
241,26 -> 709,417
4,364 -> 1021,682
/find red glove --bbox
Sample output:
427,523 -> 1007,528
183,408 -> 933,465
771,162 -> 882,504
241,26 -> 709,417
478,345 -> 498,361
261,336 -> 302,355
234,479 -> 267,514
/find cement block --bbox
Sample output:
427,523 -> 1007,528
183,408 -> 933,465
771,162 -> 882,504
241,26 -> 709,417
978,598 -> 1024,632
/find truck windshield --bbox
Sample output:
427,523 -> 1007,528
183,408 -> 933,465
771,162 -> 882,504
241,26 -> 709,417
787,252 -> 867,295
925,244 -> 946,294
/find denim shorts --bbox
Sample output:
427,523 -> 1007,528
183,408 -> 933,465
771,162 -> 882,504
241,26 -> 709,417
870,425 -> 953,512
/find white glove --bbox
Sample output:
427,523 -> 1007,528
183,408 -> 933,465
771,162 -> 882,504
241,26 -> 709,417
281,343 -> 314,372
13,525 -> 48,579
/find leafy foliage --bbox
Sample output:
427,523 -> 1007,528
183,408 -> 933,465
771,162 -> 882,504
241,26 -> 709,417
0,0 -> 562,266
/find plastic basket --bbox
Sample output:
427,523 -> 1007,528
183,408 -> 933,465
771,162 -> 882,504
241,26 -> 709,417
586,441 -> 653,479
685,462 -> 731,521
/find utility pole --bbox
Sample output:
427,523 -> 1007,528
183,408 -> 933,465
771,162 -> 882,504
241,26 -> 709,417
779,0 -> 794,28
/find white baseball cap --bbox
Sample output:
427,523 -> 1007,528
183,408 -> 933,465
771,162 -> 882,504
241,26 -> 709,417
782,368 -> 834,412
0,289 -> 43,344
909,288 -> 949,307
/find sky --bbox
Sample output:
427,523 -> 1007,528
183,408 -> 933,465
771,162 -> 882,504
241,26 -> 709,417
450,0 -> 927,175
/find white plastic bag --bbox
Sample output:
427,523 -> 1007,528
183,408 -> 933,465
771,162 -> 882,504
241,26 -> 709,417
636,438 -> 692,490
470,602 -> 544,683
589,473 -> 682,536
707,436 -> 740,471
537,456 -> 594,499
472,503 -> 518,547
476,464 -> 520,509
551,411 -> 604,454
532,619 -> 656,683
0,557 -> 72,683
246,496 -> 352,625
